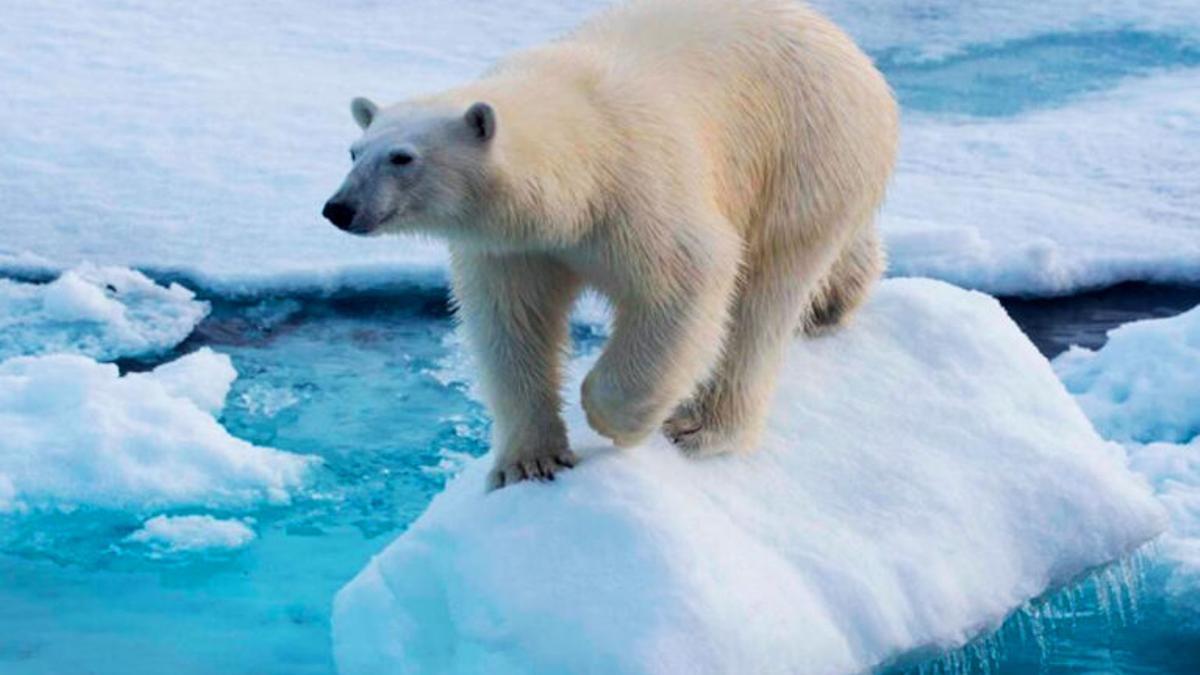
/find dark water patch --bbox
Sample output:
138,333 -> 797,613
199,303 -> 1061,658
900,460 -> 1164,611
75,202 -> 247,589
879,31 -> 1200,117
1000,282 -> 1200,358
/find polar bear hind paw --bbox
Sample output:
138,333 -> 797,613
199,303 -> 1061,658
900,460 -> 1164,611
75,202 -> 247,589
661,407 -> 747,458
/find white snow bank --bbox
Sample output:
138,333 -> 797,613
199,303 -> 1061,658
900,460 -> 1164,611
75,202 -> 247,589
127,515 -> 256,553
0,265 -> 209,361
0,348 -> 317,513
884,70 -> 1200,296
1053,305 -> 1200,444
333,279 -> 1164,675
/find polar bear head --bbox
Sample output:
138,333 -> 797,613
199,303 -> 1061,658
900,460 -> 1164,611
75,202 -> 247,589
323,97 -> 497,237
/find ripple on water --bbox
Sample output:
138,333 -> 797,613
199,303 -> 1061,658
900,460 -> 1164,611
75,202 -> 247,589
880,31 -> 1200,117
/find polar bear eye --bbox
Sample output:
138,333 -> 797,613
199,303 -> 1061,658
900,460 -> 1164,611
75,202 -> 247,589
389,151 -> 415,167
349,149 -> 359,162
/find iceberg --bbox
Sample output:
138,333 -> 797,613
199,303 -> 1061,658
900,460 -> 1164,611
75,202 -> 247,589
0,348 -> 317,513
0,265 -> 209,362
333,279 -> 1164,674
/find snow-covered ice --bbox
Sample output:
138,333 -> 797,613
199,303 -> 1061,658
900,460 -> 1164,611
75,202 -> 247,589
333,279 -> 1164,675
1,1 -> 1198,297
0,348 -> 317,513
1054,305 -> 1200,444
127,515 -> 257,553
0,265 -> 209,362
0,0 -> 607,295
1053,306 -> 1200,593
885,70 -> 1200,296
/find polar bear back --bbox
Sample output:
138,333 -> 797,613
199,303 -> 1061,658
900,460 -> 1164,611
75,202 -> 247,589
566,0 -> 900,232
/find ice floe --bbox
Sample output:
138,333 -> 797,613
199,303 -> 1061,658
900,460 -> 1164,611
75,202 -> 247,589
127,514 -> 257,553
2,1 -> 1197,298
1054,305 -> 1200,444
0,348 -> 317,513
333,279 -> 1164,675
884,70 -> 1200,296
0,265 -> 209,362
1054,305 -> 1200,592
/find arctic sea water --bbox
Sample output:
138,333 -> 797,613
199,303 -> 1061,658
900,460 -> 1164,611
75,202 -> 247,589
2,20 -> 1199,675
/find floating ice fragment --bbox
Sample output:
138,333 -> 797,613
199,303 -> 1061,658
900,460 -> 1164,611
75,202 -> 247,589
127,514 -> 257,553
0,265 -> 209,362
334,279 -> 1164,675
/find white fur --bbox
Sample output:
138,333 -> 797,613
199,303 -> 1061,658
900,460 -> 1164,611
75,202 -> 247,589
338,0 -> 898,488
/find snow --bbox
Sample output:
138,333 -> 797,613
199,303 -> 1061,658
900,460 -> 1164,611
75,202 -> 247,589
1052,306 -> 1200,592
0,265 -> 209,362
333,279 -> 1164,675
0,348 -> 317,513
1053,305 -> 1200,444
885,71 -> 1200,296
0,0 -> 605,296
127,515 -> 257,553
1,1 -> 1198,297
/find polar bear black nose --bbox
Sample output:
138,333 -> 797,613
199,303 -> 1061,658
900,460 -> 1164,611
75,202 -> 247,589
323,200 -> 357,230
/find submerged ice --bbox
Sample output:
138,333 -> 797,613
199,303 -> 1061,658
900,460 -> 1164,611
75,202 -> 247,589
333,280 -> 1164,675
0,348 -> 317,513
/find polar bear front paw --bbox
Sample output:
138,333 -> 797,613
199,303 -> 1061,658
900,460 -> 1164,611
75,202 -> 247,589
487,449 -> 579,491
581,370 -> 659,447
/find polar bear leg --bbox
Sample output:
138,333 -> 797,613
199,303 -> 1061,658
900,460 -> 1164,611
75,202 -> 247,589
663,228 -> 844,456
803,226 -> 883,336
450,251 -> 581,489
581,212 -> 742,448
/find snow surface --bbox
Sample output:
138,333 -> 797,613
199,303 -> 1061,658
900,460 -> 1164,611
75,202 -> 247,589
0,265 -> 209,362
0,348 -> 317,513
127,515 -> 257,553
885,71 -> 1200,296
1054,305 -> 1200,444
333,279 -> 1164,675
1053,306 -> 1200,592
1,1 -> 1198,297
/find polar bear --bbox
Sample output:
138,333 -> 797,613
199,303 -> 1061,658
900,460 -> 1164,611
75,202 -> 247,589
323,0 -> 898,489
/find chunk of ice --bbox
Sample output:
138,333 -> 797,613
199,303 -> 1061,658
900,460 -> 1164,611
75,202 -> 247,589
0,348 -> 317,513
333,279 -> 1164,674
0,265 -> 209,362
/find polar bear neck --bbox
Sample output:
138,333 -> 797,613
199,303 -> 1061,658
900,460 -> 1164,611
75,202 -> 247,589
432,48 -> 626,247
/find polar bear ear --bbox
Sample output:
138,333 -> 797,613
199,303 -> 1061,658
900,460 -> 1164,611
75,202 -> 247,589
351,97 -> 379,130
464,102 -> 496,142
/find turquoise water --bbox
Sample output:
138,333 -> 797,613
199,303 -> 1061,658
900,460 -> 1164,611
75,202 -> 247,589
879,30 -> 1200,117
2,286 -> 1198,674
3,26 -> 1200,675
0,295 -> 486,673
